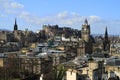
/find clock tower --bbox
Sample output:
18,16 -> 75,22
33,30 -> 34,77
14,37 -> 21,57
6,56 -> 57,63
81,19 -> 90,42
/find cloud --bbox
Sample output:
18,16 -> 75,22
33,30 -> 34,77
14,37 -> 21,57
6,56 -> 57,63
88,15 -> 101,24
0,14 -> 7,17
10,2 -> 24,9
18,11 -> 47,25
0,0 -> 103,28
71,12 -> 81,17
57,11 -> 68,19
19,11 -> 30,19
0,0 -> 24,14
110,20 -> 120,25
18,11 -> 102,28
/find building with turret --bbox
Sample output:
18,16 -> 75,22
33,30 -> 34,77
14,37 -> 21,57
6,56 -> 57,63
81,19 -> 90,42
81,19 -> 93,54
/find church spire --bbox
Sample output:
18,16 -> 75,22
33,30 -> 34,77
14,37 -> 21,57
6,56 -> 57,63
103,26 -> 110,51
105,27 -> 108,40
15,18 -> 17,25
14,18 -> 18,31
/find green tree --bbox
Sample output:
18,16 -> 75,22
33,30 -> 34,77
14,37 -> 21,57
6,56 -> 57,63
53,65 -> 66,80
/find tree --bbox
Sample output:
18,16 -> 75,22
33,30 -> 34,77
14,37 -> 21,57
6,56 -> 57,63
53,65 -> 66,80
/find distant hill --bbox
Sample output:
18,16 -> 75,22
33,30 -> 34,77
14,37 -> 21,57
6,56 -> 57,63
92,34 -> 119,37
0,29 -> 11,32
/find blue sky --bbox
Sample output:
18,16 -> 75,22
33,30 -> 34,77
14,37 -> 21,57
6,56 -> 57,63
0,0 -> 120,35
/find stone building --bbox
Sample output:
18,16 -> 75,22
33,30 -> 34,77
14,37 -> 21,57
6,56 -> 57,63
43,24 -> 81,40
77,19 -> 93,56
24,30 -> 37,44
37,30 -> 46,42
0,31 -> 14,42
66,60 -> 105,80
77,39 -> 85,56
19,56 -> 53,80
13,19 -> 37,47
92,36 -> 103,53
66,69 -> 87,80
110,40 -> 120,57
105,65 -> 120,79
87,60 -> 105,80
81,19 -> 90,42
13,19 -> 25,43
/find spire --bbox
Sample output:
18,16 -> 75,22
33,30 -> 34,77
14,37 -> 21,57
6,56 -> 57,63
103,26 -> 110,51
15,18 -> 17,25
84,18 -> 88,25
105,27 -> 108,40
14,18 -> 18,31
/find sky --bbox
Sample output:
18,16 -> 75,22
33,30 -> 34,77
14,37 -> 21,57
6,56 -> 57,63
0,0 -> 120,35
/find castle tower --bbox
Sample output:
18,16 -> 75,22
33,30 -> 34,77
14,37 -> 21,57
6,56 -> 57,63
81,19 -> 90,42
103,27 -> 110,51
14,18 -> 18,31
